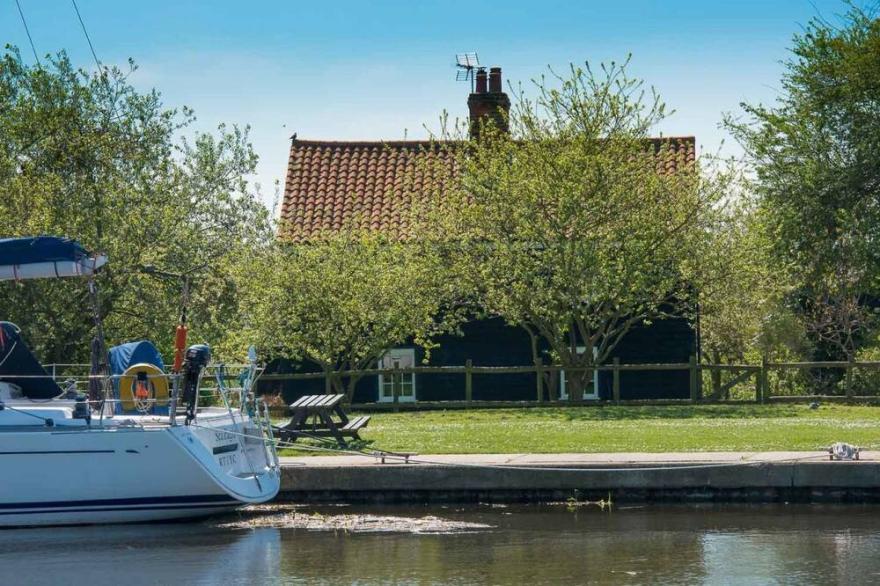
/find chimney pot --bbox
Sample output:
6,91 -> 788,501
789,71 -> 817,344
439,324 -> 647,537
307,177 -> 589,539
467,65 -> 511,139
474,68 -> 487,94
488,67 -> 502,93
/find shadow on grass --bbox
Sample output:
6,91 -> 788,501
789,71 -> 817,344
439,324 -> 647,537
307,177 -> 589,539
279,437 -> 375,457
498,404 -> 807,422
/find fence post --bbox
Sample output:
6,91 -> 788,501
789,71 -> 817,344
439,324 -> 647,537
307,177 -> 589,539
754,366 -> 761,403
465,359 -> 473,403
846,357 -> 854,401
324,371 -> 332,395
536,364 -> 543,403
612,358 -> 621,404
758,356 -> 768,403
689,355 -> 698,402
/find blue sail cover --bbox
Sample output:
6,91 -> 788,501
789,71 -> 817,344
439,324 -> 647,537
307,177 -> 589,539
0,322 -> 63,399
0,236 -> 106,281
0,236 -> 88,265
109,341 -> 165,376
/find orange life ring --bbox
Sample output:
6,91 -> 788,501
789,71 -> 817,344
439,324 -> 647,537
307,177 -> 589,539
119,363 -> 169,412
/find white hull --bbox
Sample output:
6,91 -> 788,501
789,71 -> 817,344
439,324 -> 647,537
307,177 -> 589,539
0,408 -> 280,527
0,240 -> 280,527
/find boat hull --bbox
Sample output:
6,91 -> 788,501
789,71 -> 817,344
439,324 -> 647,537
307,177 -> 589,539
0,414 -> 279,527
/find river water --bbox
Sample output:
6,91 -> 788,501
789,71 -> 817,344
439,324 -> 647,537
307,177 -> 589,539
3,504 -> 880,585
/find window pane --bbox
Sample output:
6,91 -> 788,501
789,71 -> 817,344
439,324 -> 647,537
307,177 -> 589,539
379,349 -> 416,401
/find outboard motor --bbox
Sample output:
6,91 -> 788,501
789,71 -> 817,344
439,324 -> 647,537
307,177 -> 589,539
181,344 -> 211,424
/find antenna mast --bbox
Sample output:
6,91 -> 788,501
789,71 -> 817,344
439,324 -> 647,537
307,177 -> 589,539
455,52 -> 481,92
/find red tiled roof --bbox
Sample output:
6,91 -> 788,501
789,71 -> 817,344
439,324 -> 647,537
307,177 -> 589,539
279,137 -> 696,242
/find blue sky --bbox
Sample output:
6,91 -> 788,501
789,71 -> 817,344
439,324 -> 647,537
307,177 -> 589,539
1,0 -> 857,209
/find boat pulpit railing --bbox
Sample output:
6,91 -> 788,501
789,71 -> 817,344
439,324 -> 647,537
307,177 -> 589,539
108,366 -> 255,424
208,359 -> 277,471
196,363 -> 264,413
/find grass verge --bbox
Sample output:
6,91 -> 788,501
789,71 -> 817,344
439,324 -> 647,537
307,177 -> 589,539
278,404 -> 880,455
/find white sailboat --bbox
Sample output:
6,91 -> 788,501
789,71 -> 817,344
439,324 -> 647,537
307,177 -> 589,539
0,236 -> 280,527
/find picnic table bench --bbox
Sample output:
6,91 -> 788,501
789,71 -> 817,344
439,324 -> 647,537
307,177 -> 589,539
274,393 -> 370,447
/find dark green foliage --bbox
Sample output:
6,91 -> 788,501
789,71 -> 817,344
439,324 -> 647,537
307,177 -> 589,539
727,5 -> 880,359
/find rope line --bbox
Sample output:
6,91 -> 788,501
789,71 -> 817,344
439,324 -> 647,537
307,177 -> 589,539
192,422 -> 834,474
0,402 -> 63,426
0,407 -> 838,473
0,340 -> 19,368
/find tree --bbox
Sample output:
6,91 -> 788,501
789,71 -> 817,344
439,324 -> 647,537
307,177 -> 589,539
693,194 -> 817,397
235,227 -> 464,401
725,5 -> 880,360
696,197 -> 786,363
0,48 -> 271,362
420,61 -> 728,400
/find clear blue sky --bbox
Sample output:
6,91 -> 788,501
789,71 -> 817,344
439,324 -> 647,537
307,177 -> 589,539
1,0 -> 856,209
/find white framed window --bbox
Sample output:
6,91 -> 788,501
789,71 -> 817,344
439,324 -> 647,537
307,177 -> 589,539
559,346 -> 599,400
378,348 -> 417,402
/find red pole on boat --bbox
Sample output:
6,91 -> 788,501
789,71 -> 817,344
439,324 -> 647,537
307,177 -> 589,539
172,276 -> 190,373
172,323 -> 188,373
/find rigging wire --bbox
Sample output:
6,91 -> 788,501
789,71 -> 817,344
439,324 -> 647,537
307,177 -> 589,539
13,0 -> 41,67
70,0 -> 102,71
282,436 -> 831,473
0,394 -> 837,473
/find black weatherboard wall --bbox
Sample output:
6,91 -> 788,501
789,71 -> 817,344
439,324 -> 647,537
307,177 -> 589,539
416,318 -> 536,402
259,316 -> 695,403
595,318 -> 694,400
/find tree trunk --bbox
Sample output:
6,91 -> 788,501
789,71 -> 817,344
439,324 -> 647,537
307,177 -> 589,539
568,370 -> 587,401
525,327 -> 547,401
324,368 -> 349,399
344,375 -> 358,403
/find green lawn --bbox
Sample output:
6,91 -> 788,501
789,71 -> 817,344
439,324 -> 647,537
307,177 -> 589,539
280,404 -> 880,455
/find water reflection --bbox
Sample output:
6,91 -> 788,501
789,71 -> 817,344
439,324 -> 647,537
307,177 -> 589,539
0,523 -> 282,586
3,505 -> 880,585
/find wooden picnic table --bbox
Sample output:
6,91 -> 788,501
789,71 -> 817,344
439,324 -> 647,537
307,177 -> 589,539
274,393 -> 370,447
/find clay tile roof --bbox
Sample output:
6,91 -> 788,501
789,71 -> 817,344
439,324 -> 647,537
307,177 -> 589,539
279,140 -> 454,242
279,137 -> 695,242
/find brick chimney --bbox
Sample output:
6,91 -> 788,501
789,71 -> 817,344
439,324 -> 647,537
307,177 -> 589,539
467,66 -> 510,139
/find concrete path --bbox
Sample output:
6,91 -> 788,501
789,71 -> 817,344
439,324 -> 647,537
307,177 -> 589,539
280,450 -> 877,468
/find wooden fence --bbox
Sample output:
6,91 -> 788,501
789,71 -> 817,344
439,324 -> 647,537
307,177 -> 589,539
259,356 -> 880,411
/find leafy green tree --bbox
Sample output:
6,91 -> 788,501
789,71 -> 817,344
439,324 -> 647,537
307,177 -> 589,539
235,227 -> 464,401
0,48 -> 270,362
697,196 -> 786,362
694,196 -> 816,397
420,62 -> 729,400
725,5 -> 880,360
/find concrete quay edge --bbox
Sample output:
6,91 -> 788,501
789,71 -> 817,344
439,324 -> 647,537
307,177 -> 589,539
276,451 -> 880,504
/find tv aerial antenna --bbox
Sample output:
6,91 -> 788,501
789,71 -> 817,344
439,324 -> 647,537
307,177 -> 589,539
455,52 -> 481,91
